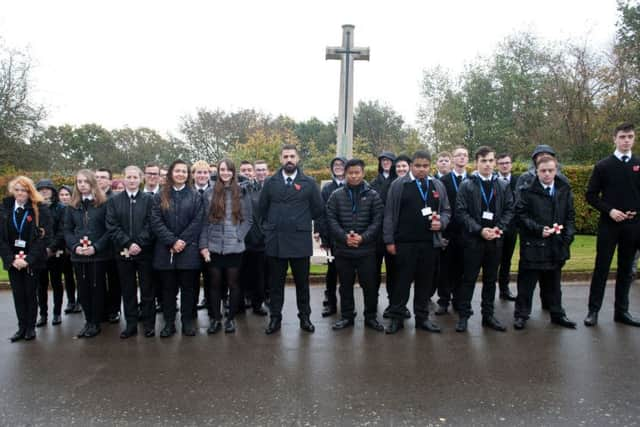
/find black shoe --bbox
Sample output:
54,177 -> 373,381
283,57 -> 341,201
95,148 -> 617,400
64,303 -> 75,314
36,316 -> 47,328
160,323 -> 176,338
321,306 -> 337,317
265,318 -> 281,335
435,305 -> 448,316
24,328 -> 36,341
52,315 -> 62,325
120,327 -> 138,339
72,303 -> 82,313
416,318 -> 441,333
197,298 -> 208,310
299,317 -> 315,333
513,317 -> 526,330
182,324 -> 196,336
614,311 -> 640,327
499,290 -> 517,301
252,306 -> 268,316
207,319 -> 222,334
144,328 -> 155,338
77,323 -> 90,338
456,317 -> 468,332
551,316 -> 577,329
584,311 -> 598,327
364,318 -> 384,332
9,329 -> 25,342
84,324 -> 101,338
108,313 -> 121,324
403,308 -> 411,319
224,319 -> 236,333
332,318 -> 354,330
482,316 -> 507,332
382,306 -> 391,319
385,318 -> 404,334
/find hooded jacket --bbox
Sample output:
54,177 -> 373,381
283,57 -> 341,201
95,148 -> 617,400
515,145 -> 569,201
316,156 -> 347,245
36,179 -> 66,252
370,151 -> 397,205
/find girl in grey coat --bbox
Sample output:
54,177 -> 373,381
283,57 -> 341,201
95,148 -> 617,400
199,159 -> 252,334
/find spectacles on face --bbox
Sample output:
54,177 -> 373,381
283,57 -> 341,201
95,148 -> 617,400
497,161 -> 511,166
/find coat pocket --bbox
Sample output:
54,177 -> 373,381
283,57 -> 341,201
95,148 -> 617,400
521,240 -> 547,263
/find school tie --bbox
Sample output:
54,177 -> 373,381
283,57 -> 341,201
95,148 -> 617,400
286,177 -> 293,186
622,155 -> 629,163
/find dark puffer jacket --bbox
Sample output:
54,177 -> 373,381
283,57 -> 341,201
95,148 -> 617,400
326,182 -> 384,258
516,176 -> 575,270
150,187 -> 204,270
63,199 -> 111,263
0,197 -> 52,271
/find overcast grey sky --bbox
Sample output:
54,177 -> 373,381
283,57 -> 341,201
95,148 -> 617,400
0,0 -> 618,135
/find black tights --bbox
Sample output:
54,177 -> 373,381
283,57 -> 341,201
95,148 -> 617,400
208,266 -> 241,320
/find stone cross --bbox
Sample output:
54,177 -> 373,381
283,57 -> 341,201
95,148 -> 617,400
326,24 -> 369,159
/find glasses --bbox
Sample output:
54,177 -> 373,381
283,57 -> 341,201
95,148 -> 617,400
497,161 -> 512,165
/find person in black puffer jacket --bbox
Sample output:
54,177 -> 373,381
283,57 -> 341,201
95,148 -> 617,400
513,155 -> 577,330
326,159 -> 385,331
63,170 -> 111,338
150,160 -> 204,338
0,176 -> 52,342
35,179 -> 66,327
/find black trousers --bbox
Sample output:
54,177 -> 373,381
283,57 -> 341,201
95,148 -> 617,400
37,256 -> 64,317
105,259 -> 122,316
62,254 -> 77,305
208,264 -> 241,320
75,261 -> 107,324
9,268 -> 39,330
515,268 -> 565,320
588,220 -> 640,313
498,229 -> 518,293
458,239 -> 502,319
241,250 -> 266,309
116,257 -> 155,330
161,269 -> 198,326
324,258 -> 338,308
335,254 -> 378,320
434,233 -> 464,310
388,241 -> 438,320
268,256 -> 311,320
376,247 -> 396,302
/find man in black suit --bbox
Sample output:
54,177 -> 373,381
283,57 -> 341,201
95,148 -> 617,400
584,122 -> 640,327
258,144 -> 325,334
496,153 -> 518,301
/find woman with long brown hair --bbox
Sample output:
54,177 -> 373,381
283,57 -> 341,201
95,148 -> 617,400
150,160 -> 204,337
0,176 -> 52,342
199,159 -> 252,334
63,169 -> 110,338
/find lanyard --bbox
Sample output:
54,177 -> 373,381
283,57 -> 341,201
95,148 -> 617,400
478,179 -> 494,208
13,208 -> 28,239
347,189 -> 357,213
416,179 -> 429,204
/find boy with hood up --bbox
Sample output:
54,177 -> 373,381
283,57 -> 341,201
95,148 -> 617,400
316,156 -> 347,317
35,179 -> 66,327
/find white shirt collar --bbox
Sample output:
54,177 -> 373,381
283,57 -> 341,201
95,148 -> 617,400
143,186 -> 159,194
476,172 -> 493,181
195,183 -> 209,191
453,169 -> 467,179
499,173 -> 511,181
172,185 -> 186,191
82,195 -> 93,201
408,172 -> 430,182
614,150 -> 632,161
539,179 -> 555,193
382,171 -> 390,179
282,170 -> 298,182
14,201 -> 26,210
126,190 -> 138,198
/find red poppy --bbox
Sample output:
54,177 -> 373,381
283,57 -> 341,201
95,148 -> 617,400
432,191 -> 440,199
294,183 -> 301,191
634,165 -> 639,172
26,215 -> 33,223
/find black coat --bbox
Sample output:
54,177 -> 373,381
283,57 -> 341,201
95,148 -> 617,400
45,201 -> 66,252
517,177 -> 576,270
456,174 -> 515,243
106,191 -> 154,260
0,197 -> 52,271
326,182 -> 384,258
150,187 -> 204,270
258,168 -> 324,258
63,199 -> 111,263
244,183 -> 265,252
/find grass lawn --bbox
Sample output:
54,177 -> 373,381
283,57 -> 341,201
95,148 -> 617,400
0,235 -> 612,281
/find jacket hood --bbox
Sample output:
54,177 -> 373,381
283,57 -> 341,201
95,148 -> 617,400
36,179 -> 58,196
330,156 -> 347,180
531,145 -> 556,160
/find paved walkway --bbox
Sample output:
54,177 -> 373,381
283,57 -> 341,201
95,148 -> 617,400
0,284 -> 639,426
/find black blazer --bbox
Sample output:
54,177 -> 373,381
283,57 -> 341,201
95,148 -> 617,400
63,200 -> 111,263
106,191 -> 154,260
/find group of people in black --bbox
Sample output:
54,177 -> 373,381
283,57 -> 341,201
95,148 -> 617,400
2,122 -> 639,342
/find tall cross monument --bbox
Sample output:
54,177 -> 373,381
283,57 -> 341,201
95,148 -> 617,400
326,24 -> 369,159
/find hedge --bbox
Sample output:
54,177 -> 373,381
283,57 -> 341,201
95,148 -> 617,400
0,164 -> 599,234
